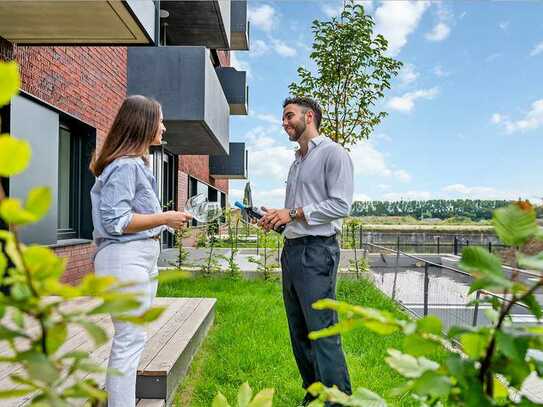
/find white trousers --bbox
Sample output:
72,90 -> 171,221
94,239 -> 160,407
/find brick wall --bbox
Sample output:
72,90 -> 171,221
56,242 -> 95,284
217,50 -> 230,67
13,45 -> 127,149
2,41 -> 128,283
177,170 -> 189,210
179,155 -> 228,194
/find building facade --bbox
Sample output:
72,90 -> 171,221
0,1 -> 249,283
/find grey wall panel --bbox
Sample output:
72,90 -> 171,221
125,0 -> 156,42
204,52 -> 229,154
218,0 -> 231,47
9,95 -> 59,245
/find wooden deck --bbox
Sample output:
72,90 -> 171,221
0,297 -> 216,406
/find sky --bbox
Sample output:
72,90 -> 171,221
227,0 -> 543,209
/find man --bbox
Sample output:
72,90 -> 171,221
259,97 -> 353,406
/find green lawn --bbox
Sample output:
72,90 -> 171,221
158,276 -> 427,406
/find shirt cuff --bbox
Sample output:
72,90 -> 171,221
302,203 -> 318,225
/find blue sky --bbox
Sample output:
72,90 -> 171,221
228,0 -> 543,209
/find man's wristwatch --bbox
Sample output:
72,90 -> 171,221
289,208 -> 297,221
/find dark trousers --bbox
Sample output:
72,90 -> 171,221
281,235 -> 352,396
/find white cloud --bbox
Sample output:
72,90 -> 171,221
230,52 -> 251,78
250,40 -> 270,57
425,22 -> 450,42
377,184 -> 391,190
399,63 -> 418,85
350,142 -> 410,182
248,4 -> 276,32
382,191 -> 432,201
252,112 -> 281,125
253,188 -> 286,208
229,188 -> 244,205
387,87 -> 439,113
492,99 -> 543,134
374,1 -> 430,56
491,113 -> 503,124
394,170 -> 412,182
245,127 -> 295,182
530,41 -> 543,57
271,39 -> 297,57
433,65 -> 449,77
499,21 -> 510,31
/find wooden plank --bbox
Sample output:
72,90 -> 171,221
138,298 -> 202,374
145,299 -> 216,374
137,399 -> 166,407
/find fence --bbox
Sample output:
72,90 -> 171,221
339,223 -> 506,255
364,240 -> 541,330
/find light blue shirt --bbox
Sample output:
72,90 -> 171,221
91,157 -> 164,256
283,136 -> 354,239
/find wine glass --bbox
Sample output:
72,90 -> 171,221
185,193 -> 223,223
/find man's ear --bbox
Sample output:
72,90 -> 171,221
306,110 -> 314,126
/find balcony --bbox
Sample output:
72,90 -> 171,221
210,142 -> 248,179
230,0 -> 249,50
128,46 -> 229,155
0,1 -> 155,44
160,0 -> 230,49
216,67 -> 248,115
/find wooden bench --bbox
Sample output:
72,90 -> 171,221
0,297 -> 216,406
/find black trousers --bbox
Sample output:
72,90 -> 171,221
281,235 -> 352,397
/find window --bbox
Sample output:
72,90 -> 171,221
57,123 -> 81,240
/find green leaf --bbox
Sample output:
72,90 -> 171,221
496,331 -> 529,363
0,197 -> 38,225
247,388 -> 274,407
0,252 -> 6,277
416,315 -> 442,335
211,392 -> 231,407
385,349 -> 439,379
11,282 -> 32,301
116,306 -> 165,324
349,387 -> 387,407
493,376 -> 509,400
0,61 -> 20,106
363,319 -> 400,335
23,245 -> 65,281
403,335 -> 440,356
77,274 -> 117,295
460,332 -> 489,359
11,308 -> 24,329
459,247 -> 511,293
46,322 -> 67,355
18,350 -> 59,385
520,293 -> 543,320
0,135 -> 31,177
0,388 -> 34,399
411,371 -> 452,398
493,203 -> 537,247
309,319 -> 364,340
0,230 -> 23,270
518,252 -> 543,271
89,297 -> 140,316
237,382 -> 252,407
79,321 -> 108,347
25,187 -> 52,221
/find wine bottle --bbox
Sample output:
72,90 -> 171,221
234,201 -> 286,233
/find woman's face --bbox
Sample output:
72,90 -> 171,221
151,109 -> 166,146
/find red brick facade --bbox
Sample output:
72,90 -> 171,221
1,40 -> 231,284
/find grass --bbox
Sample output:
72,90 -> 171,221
158,276 -> 434,406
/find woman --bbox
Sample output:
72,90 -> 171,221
90,95 -> 191,406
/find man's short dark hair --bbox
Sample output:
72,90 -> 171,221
283,96 -> 322,130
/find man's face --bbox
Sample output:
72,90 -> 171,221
282,104 -> 307,142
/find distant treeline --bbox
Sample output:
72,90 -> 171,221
350,199 -> 520,220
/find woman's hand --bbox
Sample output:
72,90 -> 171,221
163,211 -> 193,229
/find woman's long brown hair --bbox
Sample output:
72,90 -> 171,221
90,95 -> 161,176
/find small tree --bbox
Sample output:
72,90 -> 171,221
289,1 -> 402,148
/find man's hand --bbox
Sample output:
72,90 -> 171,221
258,208 -> 292,232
